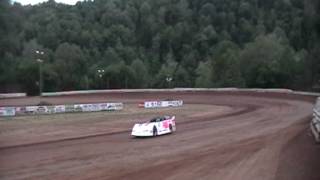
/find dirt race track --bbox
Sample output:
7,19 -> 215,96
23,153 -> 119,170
1,91 -> 320,180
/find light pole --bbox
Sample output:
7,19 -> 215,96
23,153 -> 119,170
97,69 -> 105,89
166,76 -> 172,88
36,50 -> 44,96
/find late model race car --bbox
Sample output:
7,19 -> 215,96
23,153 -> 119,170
131,116 -> 176,137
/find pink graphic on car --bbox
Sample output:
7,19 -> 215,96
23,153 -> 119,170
162,120 -> 169,128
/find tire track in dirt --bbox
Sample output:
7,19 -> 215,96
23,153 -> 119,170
0,105 -> 256,151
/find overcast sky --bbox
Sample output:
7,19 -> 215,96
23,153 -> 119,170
13,0 -> 84,5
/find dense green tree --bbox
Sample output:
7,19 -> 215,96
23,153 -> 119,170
202,40 -> 245,87
54,43 -> 87,90
103,61 -> 136,88
174,65 -> 191,87
17,58 -> 39,95
195,61 -> 213,88
0,0 -> 319,93
130,59 -> 149,88
240,34 -> 299,88
154,52 -> 177,88
15,40 -> 46,94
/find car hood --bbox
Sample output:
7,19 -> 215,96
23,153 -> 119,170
133,123 -> 154,130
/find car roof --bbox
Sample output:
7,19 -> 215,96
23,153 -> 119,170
149,116 -> 170,122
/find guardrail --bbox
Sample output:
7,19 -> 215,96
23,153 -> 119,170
311,97 -> 320,143
0,102 -> 123,117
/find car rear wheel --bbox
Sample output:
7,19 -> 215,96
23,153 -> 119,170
169,124 -> 173,133
153,126 -> 158,136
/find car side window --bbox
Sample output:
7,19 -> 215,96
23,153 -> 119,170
150,118 -> 157,123
150,117 -> 166,123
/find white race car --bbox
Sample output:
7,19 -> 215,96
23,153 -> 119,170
131,116 -> 176,137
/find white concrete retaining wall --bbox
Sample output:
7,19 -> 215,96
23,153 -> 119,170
1,88 -> 319,98
0,93 -> 26,99
41,88 -> 320,97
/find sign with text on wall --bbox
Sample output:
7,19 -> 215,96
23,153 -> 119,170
141,100 -> 183,108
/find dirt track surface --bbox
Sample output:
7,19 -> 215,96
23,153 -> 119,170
0,91 -> 320,180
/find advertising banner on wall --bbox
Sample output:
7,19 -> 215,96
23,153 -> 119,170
74,104 -> 84,112
0,107 -> 16,116
36,106 -> 49,114
0,102 -> 123,117
100,103 -> 123,111
54,105 -> 66,113
77,104 -> 101,112
142,100 -> 183,108
144,101 -> 162,108
65,104 -> 76,113
15,107 -> 27,115
168,100 -> 183,107
100,103 -> 111,110
25,106 -> 38,114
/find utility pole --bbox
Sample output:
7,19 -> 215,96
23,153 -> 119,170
166,76 -> 173,88
36,50 -> 44,96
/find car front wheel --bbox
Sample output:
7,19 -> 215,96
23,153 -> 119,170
153,126 -> 158,136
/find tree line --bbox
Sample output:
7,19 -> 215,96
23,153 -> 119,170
0,0 -> 319,95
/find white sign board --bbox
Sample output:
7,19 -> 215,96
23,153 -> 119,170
99,103 -> 123,111
0,102 -> 123,117
54,105 -> 66,113
0,107 -> 16,116
143,100 -> 183,108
